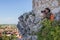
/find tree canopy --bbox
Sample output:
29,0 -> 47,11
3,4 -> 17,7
37,19 -> 60,40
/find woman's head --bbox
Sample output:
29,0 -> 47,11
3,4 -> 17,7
45,8 -> 51,13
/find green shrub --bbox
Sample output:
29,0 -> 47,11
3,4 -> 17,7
37,19 -> 60,40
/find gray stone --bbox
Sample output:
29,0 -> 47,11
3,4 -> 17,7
17,0 -> 60,40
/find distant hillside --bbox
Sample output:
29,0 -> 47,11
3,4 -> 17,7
0,24 -> 17,28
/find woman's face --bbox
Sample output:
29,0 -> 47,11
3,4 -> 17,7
45,9 -> 49,13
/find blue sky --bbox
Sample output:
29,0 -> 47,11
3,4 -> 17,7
0,0 -> 32,24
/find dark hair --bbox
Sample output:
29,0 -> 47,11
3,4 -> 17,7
45,8 -> 51,12
41,10 -> 45,13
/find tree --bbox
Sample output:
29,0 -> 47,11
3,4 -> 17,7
37,18 -> 60,40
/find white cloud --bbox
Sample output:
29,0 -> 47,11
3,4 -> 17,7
0,17 -> 18,24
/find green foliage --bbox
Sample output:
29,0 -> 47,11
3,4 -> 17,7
0,24 -> 17,40
11,34 -> 17,40
1,34 -> 17,40
37,19 -> 60,40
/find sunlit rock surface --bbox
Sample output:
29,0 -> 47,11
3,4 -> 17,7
52,7 -> 60,21
17,0 -> 60,40
32,0 -> 60,18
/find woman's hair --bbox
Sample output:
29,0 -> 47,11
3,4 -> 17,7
41,10 -> 45,13
45,8 -> 51,12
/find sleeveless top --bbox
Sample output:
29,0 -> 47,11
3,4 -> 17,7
46,12 -> 54,21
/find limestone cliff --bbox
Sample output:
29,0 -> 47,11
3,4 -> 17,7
17,0 -> 60,40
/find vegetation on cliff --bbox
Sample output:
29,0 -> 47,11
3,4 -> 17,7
37,19 -> 60,40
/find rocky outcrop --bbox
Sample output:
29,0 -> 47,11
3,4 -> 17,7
17,11 -> 41,40
32,0 -> 60,18
17,0 -> 60,40
17,8 -> 60,40
17,12 -> 41,35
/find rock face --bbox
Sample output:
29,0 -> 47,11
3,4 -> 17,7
17,12 -> 39,40
52,7 -> 60,21
17,12 -> 42,32
32,0 -> 60,18
17,0 -> 60,40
